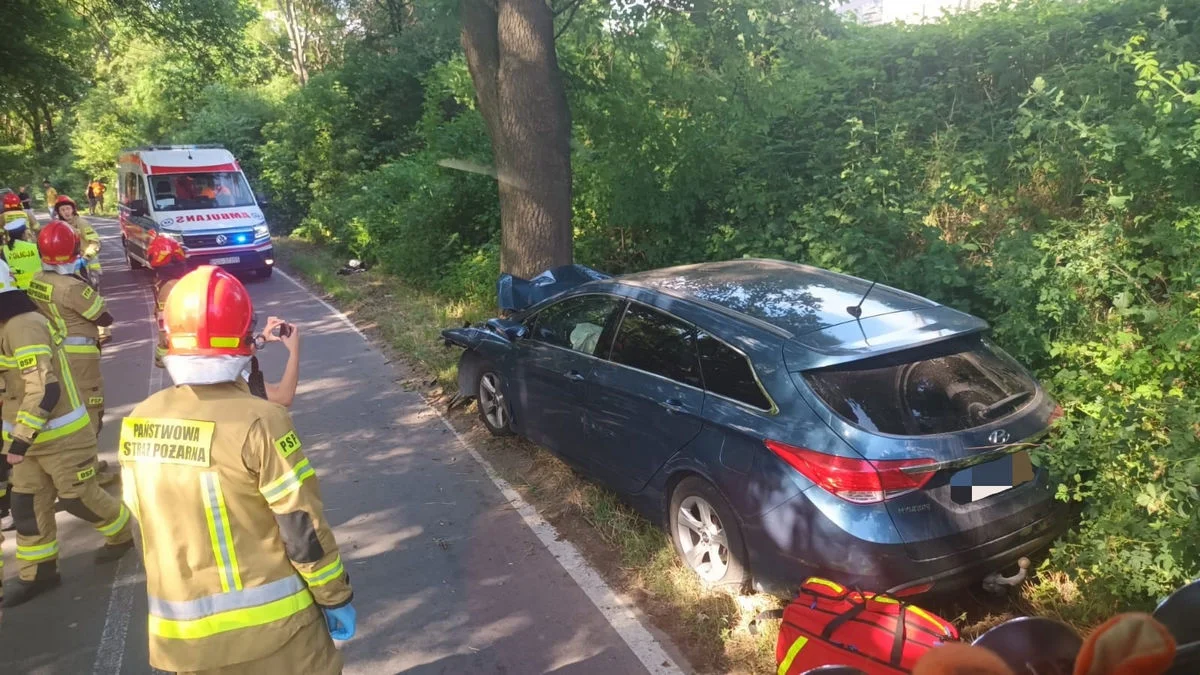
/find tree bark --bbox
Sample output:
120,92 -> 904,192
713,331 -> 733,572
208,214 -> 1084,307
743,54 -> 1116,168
461,0 -> 573,279
278,0 -> 310,84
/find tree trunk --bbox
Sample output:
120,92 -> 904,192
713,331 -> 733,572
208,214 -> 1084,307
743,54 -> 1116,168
461,0 -> 573,279
278,0 -> 310,84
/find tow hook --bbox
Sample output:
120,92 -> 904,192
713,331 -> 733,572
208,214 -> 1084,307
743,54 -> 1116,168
982,557 -> 1031,595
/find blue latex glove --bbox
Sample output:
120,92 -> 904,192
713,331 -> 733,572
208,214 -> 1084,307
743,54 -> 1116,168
323,604 -> 357,640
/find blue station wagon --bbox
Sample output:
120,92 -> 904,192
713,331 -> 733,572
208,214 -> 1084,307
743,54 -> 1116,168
443,259 -> 1069,597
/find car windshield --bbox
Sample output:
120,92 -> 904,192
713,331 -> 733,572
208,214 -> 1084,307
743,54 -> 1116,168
803,335 -> 1037,436
148,171 -> 255,211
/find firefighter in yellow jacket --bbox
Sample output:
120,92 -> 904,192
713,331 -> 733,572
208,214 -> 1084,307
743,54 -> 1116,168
147,235 -> 301,408
0,258 -> 133,607
120,265 -> 356,674
31,221 -> 113,434
147,235 -> 190,369
51,195 -> 101,285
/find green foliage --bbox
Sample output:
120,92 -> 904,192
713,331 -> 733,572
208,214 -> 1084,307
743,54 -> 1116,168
13,0 -> 1200,625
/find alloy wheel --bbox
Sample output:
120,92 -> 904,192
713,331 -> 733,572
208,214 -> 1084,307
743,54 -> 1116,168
478,372 -> 508,429
676,495 -> 730,582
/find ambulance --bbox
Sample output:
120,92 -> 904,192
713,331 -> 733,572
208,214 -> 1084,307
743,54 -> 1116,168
117,145 -> 274,277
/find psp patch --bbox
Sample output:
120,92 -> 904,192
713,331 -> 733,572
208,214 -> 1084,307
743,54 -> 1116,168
120,417 -> 215,467
275,430 -> 302,458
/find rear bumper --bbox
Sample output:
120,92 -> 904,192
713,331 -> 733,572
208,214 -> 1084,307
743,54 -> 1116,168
743,493 -> 1069,597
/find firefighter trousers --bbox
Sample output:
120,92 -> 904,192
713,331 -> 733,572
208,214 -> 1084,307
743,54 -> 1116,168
10,444 -> 133,581
67,352 -> 104,434
174,613 -> 343,675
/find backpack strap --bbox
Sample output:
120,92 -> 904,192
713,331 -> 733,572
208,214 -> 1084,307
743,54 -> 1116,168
890,603 -> 908,666
821,599 -> 867,640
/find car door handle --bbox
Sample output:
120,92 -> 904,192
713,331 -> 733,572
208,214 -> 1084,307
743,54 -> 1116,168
661,398 -> 685,414
564,370 -> 585,382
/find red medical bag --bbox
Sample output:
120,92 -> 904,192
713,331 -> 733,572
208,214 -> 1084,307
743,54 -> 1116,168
770,577 -> 959,674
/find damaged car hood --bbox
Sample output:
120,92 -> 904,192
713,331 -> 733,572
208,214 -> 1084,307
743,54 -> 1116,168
497,264 -> 610,313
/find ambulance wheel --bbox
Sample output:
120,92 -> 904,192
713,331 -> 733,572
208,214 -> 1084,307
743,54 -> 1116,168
256,266 -> 273,279
670,476 -> 751,593
477,371 -> 513,436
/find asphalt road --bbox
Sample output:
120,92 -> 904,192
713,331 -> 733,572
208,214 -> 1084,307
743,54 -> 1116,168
0,217 -> 684,674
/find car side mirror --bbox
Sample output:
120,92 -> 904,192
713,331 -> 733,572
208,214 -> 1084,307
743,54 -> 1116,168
129,199 -> 148,217
255,191 -> 270,207
505,325 -> 528,341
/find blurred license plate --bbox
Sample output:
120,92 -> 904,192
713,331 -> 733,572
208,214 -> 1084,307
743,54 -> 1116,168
209,256 -> 240,265
950,450 -> 1034,504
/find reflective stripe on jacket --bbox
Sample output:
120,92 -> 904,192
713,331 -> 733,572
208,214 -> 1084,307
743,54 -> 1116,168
0,311 -> 92,454
120,382 -> 351,671
29,271 -> 106,344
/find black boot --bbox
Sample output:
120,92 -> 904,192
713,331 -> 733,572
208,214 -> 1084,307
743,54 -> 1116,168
4,574 -> 62,607
95,539 -> 135,564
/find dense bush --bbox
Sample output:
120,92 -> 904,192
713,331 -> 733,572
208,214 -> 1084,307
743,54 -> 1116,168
355,0 -> 1197,613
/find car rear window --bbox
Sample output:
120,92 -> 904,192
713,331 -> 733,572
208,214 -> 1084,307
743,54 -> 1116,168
697,332 -> 772,410
802,335 -> 1038,436
609,303 -> 702,387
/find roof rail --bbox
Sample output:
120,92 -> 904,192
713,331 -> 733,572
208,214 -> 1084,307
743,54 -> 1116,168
120,144 -> 228,152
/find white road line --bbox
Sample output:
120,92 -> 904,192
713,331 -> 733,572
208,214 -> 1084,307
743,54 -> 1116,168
91,553 -> 144,675
92,217 -> 153,675
277,265 -> 687,675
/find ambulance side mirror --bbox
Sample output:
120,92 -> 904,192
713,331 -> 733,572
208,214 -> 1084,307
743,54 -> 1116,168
129,199 -> 149,218
254,191 -> 270,207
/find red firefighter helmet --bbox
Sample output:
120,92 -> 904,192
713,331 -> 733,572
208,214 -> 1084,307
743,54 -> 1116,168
53,194 -> 78,217
2,193 -> 20,210
38,220 -> 81,264
146,235 -> 187,269
163,265 -> 254,356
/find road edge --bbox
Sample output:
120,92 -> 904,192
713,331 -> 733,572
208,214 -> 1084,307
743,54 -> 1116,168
273,267 -> 691,675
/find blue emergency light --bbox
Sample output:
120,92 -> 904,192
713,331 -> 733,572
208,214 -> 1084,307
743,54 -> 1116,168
234,233 -> 249,244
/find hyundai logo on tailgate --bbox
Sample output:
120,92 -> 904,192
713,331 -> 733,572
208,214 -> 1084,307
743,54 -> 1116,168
988,429 -> 1012,445
215,234 -> 228,245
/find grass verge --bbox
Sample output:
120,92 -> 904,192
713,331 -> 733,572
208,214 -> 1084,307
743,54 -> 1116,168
275,238 -> 780,673
274,238 -> 1116,671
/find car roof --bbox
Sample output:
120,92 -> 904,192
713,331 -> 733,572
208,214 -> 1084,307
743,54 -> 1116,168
616,258 -> 937,337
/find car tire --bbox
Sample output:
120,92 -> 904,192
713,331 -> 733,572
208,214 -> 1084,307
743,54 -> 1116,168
257,266 -> 274,279
669,476 -> 751,593
124,238 -> 145,270
476,370 -> 514,436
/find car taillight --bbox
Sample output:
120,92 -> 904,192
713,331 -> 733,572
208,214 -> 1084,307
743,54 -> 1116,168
764,440 -> 936,504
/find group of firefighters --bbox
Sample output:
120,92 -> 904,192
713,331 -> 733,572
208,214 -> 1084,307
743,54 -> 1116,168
0,192 -> 355,673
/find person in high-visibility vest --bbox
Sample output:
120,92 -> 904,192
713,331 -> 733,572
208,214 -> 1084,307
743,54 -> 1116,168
41,181 -> 57,222
0,258 -> 133,607
120,265 -> 356,673
31,222 -> 113,435
51,196 -> 101,287
2,194 -> 41,290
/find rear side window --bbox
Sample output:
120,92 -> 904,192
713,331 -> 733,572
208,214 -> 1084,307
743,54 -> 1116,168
697,332 -> 772,410
121,173 -> 145,206
803,336 -> 1038,436
610,304 -> 702,387
529,295 -> 622,355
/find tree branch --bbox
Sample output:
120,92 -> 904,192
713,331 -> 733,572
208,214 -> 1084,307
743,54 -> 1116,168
553,0 -> 582,40
551,0 -> 583,17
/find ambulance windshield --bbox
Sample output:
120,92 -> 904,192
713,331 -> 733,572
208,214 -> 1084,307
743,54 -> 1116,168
150,171 -> 256,211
